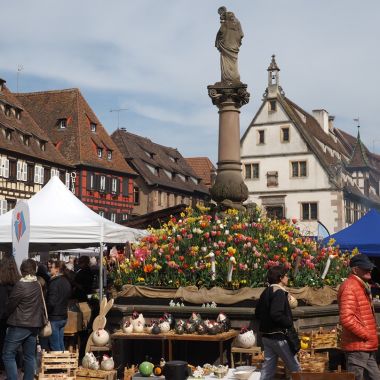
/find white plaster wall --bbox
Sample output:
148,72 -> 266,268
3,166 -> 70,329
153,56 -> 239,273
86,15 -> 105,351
247,190 -> 338,236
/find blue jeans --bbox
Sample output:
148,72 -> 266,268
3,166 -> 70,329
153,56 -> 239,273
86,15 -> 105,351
48,319 -> 67,351
2,326 -> 38,380
260,337 -> 301,380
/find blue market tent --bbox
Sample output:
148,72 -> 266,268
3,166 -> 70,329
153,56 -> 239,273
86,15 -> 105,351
323,209 -> 380,256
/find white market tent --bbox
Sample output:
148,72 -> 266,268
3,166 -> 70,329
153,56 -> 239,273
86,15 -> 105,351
0,176 -> 146,297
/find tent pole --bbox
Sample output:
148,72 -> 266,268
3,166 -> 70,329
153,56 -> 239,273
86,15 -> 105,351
99,243 -> 104,300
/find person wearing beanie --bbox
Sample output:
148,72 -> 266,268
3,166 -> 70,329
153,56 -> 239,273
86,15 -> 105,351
338,254 -> 380,380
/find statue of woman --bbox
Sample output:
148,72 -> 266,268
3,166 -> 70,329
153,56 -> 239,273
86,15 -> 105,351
215,7 -> 244,84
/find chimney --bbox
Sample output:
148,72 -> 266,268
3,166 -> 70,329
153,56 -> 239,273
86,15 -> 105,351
312,109 -> 329,134
0,78 -> 5,91
120,127 -> 127,132
328,116 -> 335,132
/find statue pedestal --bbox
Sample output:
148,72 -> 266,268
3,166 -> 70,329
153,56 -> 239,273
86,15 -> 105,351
207,83 -> 250,206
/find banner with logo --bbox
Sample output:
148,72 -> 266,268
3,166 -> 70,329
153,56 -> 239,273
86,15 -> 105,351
12,200 -> 30,270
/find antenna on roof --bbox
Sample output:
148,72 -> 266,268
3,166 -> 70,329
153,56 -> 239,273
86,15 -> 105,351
110,108 -> 128,129
353,117 -> 360,127
16,65 -> 23,93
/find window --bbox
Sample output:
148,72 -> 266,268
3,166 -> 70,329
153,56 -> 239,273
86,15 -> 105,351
27,164 -> 34,184
65,172 -> 70,188
133,186 -> 140,205
23,135 -> 30,146
258,130 -> 265,144
244,163 -> 259,179
97,148 -> 103,158
302,203 -> 318,220
0,157 -> 9,178
9,160 -> 16,180
4,106 -> 11,117
16,161 -> 27,181
281,127 -> 289,142
266,171 -> 278,187
51,168 -> 60,177
87,173 -> 95,190
107,151 -> 112,160
7,199 -> 16,211
0,199 -> 7,215
158,190 -> 162,206
269,100 -> 276,112
58,119 -> 67,129
110,213 -> 116,223
40,141 -> 46,151
90,122 -> 97,132
99,176 -> 106,192
291,161 -> 307,177
99,211 -> 104,218
34,165 -> 44,184
111,178 -> 118,194
5,129 -> 11,140
266,206 -> 284,219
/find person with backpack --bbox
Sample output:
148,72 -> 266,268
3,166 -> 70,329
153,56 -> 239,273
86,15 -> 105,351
255,265 -> 301,380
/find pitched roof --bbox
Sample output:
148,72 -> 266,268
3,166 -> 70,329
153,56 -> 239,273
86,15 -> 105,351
0,83 -> 71,167
16,89 -> 135,175
111,129 -> 209,195
185,157 -> 216,188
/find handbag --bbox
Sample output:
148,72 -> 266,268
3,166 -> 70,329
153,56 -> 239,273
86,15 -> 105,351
39,282 -> 52,337
285,326 -> 300,354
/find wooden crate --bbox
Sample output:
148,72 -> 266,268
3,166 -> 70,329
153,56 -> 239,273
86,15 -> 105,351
75,368 -> 117,380
39,350 -> 78,379
299,350 -> 329,373
311,327 -> 338,349
64,310 -> 83,333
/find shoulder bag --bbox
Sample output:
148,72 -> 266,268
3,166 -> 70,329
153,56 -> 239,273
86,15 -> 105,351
39,282 -> 52,337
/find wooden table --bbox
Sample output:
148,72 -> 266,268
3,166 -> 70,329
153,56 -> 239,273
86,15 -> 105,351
112,330 -> 238,367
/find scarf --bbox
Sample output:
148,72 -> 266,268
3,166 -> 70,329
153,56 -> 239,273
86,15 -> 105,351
20,275 -> 37,282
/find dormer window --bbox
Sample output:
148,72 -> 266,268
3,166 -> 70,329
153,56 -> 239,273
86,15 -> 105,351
90,122 -> 97,132
4,106 -> 11,117
24,136 -> 30,146
97,148 -> 103,158
4,129 -> 12,140
58,119 -> 67,129
169,156 -> 178,163
107,150 -> 112,160
269,100 -> 276,112
15,110 -> 22,120
40,141 -> 46,151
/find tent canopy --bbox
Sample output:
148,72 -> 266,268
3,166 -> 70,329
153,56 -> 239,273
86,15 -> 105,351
0,176 -> 146,251
323,209 -> 380,257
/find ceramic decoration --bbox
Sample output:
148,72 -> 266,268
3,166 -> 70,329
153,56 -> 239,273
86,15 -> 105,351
122,320 -> 133,334
175,319 -> 185,335
82,352 -> 99,370
92,329 -> 110,346
163,313 -> 175,328
145,323 -> 153,334
217,313 -> 231,332
139,361 -> 154,377
133,320 -> 145,333
189,312 -> 202,326
185,321 -> 196,334
100,355 -> 114,371
236,328 -> 256,348
131,311 -> 145,330
152,324 -> 161,335
196,322 -> 208,335
159,320 -> 171,333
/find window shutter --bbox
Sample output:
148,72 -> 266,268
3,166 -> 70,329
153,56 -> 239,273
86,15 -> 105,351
40,167 -> 44,184
95,175 -> 100,191
65,172 -> 70,188
34,165 -> 39,184
122,178 -> 129,196
17,161 -> 22,180
3,158 -> 9,178
0,158 -> 3,177
0,199 -> 7,215
44,167 -> 51,184
86,171 -> 92,190
106,177 -> 111,193
22,162 -> 28,181
116,178 -> 120,194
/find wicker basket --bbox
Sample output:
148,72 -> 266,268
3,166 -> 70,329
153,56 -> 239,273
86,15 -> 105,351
299,350 -> 329,373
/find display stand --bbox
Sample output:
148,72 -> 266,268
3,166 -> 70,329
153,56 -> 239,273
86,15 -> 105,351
230,346 -> 262,368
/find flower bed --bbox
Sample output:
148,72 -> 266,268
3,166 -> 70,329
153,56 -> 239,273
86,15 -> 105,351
108,206 -> 352,289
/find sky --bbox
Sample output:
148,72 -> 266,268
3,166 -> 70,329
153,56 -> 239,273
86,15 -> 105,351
1,0 -> 380,164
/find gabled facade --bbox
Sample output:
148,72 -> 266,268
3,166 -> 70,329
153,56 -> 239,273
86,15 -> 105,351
16,89 -> 136,222
185,157 -> 216,189
240,56 -> 380,235
0,79 -> 72,213
111,129 -> 210,216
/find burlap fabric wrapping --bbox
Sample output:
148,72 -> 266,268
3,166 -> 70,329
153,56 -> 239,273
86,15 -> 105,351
118,285 -> 339,306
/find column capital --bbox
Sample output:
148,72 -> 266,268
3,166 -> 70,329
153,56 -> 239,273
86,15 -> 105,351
207,83 -> 250,109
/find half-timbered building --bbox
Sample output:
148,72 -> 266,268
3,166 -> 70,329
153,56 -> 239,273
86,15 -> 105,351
17,89 -> 136,222
0,78 -> 72,213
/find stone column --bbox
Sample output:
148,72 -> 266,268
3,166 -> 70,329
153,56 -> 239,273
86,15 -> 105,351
207,82 -> 250,207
